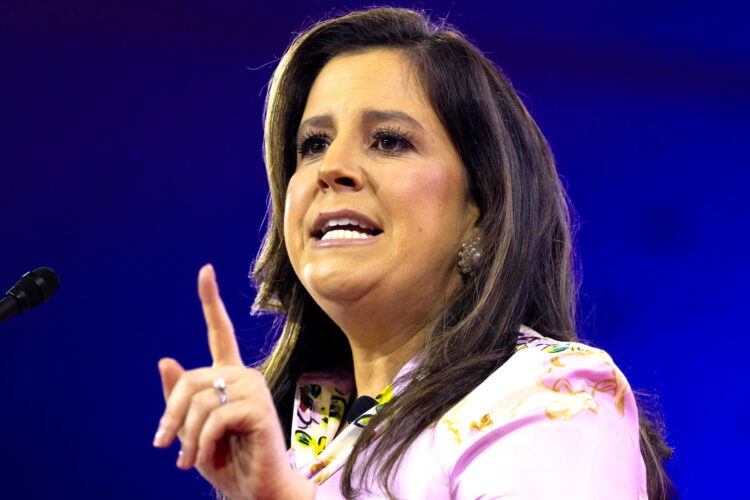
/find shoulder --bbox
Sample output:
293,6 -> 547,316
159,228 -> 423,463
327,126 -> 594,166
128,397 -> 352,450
439,329 -> 637,438
516,327 -> 631,410
431,328 -> 647,498
511,329 -> 634,422
436,329 -> 640,445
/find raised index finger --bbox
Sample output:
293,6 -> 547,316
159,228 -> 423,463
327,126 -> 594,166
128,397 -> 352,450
198,264 -> 243,366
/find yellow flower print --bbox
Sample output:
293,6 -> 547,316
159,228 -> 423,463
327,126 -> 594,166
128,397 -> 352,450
538,349 -> 629,421
469,414 -> 494,432
544,392 -> 598,420
442,417 -> 463,444
309,457 -> 332,475
376,385 -> 394,404
438,397 -> 468,444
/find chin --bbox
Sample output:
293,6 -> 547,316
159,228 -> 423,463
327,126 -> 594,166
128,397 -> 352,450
302,264 -> 378,305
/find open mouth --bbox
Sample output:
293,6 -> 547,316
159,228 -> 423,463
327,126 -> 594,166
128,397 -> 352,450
312,211 -> 384,241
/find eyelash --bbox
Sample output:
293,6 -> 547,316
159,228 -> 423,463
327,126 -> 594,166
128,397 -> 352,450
296,126 -> 415,158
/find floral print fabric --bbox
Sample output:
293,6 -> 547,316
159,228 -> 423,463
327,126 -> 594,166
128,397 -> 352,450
288,326 -> 648,499
290,367 -> 394,485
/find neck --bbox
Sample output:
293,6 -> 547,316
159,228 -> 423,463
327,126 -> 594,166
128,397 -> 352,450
314,274 -> 459,399
323,296 -> 436,399
348,324 -> 425,399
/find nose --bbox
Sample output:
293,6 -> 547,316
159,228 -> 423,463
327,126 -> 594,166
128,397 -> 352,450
317,136 -> 365,192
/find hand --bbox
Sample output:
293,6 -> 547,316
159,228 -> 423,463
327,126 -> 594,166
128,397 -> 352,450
153,264 -> 314,500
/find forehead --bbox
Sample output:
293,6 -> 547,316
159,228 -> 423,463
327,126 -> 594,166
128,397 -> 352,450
302,49 -> 432,119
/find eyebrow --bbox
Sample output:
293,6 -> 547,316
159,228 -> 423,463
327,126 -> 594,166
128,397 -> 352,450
296,109 -> 427,139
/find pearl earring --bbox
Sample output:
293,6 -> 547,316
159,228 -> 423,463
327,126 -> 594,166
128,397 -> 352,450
457,234 -> 482,276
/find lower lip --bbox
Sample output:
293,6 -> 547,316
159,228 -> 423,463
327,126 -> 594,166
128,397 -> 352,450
311,233 -> 382,248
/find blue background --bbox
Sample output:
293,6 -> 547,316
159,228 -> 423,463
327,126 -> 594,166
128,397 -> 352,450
1,0 -> 747,497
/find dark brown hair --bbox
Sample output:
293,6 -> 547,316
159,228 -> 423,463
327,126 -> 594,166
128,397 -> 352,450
252,7 -> 674,499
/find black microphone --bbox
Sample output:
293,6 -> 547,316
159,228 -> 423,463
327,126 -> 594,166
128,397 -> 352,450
345,395 -> 378,424
0,267 -> 59,323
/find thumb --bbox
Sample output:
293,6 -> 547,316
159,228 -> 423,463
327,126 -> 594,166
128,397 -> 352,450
158,357 -> 185,401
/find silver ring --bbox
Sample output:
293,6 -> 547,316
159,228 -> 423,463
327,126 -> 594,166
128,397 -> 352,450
213,377 -> 229,405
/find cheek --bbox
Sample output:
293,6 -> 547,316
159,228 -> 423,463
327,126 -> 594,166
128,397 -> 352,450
390,163 -> 467,234
283,175 -> 307,249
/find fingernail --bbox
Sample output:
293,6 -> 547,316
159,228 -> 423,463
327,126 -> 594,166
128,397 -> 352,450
176,449 -> 184,468
153,427 -> 167,447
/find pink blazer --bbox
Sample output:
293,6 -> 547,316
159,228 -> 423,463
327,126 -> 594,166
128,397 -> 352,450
288,326 -> 648,499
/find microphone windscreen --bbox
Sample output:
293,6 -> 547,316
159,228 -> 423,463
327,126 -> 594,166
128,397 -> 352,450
27,267 -> 59,301
7,267 -> 59,312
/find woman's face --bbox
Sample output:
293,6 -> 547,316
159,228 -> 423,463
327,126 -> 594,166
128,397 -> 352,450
284,49 -> 479,317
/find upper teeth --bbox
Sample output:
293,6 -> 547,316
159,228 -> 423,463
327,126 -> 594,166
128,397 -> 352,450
322,218 -> 373,233
321,229 -> 373,240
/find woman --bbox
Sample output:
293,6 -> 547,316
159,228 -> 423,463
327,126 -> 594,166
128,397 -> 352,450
154,7 -> 674,499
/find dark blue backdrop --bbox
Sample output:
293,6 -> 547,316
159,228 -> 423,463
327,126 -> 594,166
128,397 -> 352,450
2,1 -> 747,497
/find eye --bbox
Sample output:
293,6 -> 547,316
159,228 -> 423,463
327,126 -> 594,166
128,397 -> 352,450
370,127 -> 414,154
297,132 -> 330,158
296,127 -> 415,158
